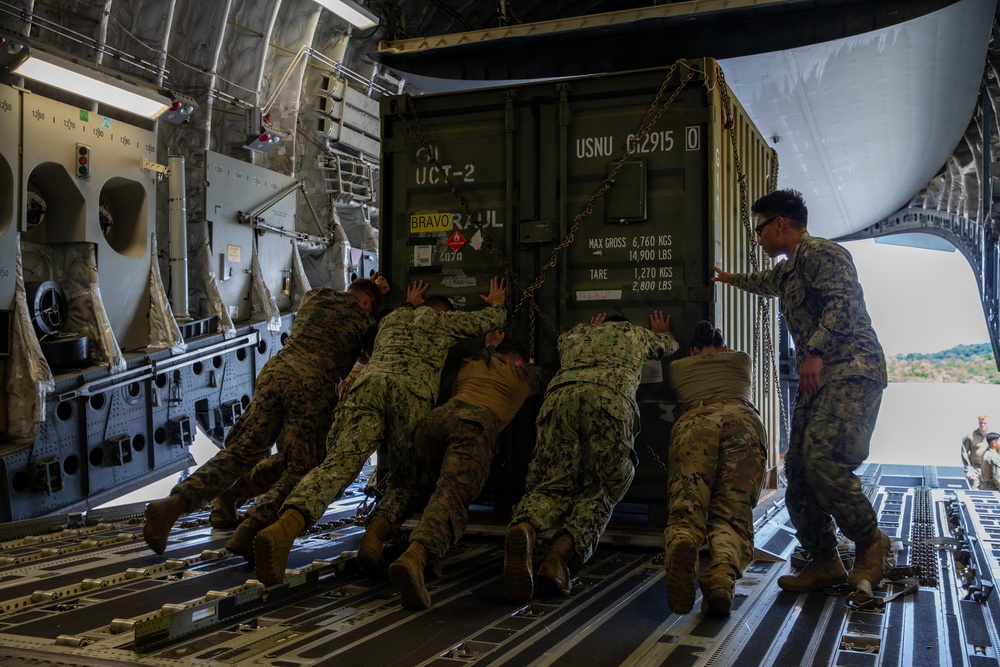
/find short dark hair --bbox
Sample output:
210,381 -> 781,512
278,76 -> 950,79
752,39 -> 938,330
603,314 -> 630,323
348,278 -> 382,312
751,189 -> 808,228
987,432 -> 1000,443
423,295 -> 453,312
691,320 -> 725,350
496,339 -> 527,363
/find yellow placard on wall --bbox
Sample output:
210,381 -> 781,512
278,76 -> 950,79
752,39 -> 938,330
227,245 -> 241,263
409,213 -> 450,234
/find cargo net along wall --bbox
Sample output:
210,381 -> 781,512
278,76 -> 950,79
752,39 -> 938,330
381,59 -> 780,527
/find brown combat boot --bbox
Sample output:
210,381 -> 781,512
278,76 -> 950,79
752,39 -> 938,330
209,490 -> 240,529
253,509 -> 305,586
777,550 -> 848,592
537,533 -> 574,596
143,494 -> 189,555
357,515 -> 392,575
699,569 -> 736,617
225,516 -> 265,564
665,536 -> 699,614
504,522 -> 536,603
388,541 -> 431,610
850,529 -> 892,588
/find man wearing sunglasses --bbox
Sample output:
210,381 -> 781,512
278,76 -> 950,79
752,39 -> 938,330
711,189 -> 891,594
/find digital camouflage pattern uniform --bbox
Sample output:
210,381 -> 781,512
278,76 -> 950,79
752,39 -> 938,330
980,448 -> 1000,491
169,289 -> 375,525
962,429 -> 989,489
409,347 -> 550,558
729,233 -> 887,555
510,321 -> 678,563
280,302 -> 507,527
665,351 -> 766,584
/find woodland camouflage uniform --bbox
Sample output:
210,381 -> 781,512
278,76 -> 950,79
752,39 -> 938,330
729,233 -> 887,555
279,303 -> 507,526
168,289 -> 375,524
510,321 -> 678,563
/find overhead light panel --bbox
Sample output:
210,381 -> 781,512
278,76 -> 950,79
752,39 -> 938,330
12,48 -> 170,119
311,0 -> 379,30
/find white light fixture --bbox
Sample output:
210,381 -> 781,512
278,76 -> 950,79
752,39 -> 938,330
312,0 -> 379,30
12,49 -> 170,120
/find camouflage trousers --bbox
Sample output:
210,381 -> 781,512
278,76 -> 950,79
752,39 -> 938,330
173,367 -> 337,524
217,453 -> 285,509
786,377 -> 883,553
663,402 -> 766,581
409,401 -> 500,558
966,466 -> 983,490
282,371 -> 432,526
510,384 -> 634,563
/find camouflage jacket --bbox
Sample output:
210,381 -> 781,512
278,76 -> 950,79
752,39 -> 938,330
549,321 -> 678,420
729,233 -> 886,386
358,304 -> 507,403
271,288 -> 375,380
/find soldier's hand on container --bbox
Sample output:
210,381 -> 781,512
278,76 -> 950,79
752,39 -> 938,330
590,313 -> 607,326
649,310 -> 671,333
482,277 -> 507,306
406,280 -> 430,307
799,353 -> 823,396
372,273 -> 391,295
711,266 -> 732,284
486,330 -> 505,347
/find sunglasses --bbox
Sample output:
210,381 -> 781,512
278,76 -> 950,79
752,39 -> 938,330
754,215 -> 780,236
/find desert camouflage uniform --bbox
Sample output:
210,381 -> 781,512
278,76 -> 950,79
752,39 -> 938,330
510,321 -> 678,563
409,348 -> 550,557
170,289 -> 374,524
665,351 -> 766,583
281,303 -> 506,526
729,232 -> 887,554
980,448 -> 1000,491
962,429 -> 989,489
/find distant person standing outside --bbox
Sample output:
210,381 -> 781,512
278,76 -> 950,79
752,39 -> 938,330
962,415 -> 990,489
712,189 -> 891,592
979,432 -> 1000,491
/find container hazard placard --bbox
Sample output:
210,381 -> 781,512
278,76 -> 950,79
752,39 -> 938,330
410,213 -> 451,233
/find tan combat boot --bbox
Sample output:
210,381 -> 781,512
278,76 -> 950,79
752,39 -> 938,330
253,509 -> 305,586
143,494 -> 189,555
777,550 -> 848,592
357,515 -> 392,575
209,490 -> 240,529
850,529 -> 891,588
699,568 -> 736,617
225,516 -> 265,564
665,536 -> 699,614
388,541 -> 431,610
537,533 -> 575,596
504,522 -> 536,603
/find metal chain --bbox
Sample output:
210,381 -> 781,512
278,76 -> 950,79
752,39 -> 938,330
392,60 -> 699,356
715,66 -> 790,447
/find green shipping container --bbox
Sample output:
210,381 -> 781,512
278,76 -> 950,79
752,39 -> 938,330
380,58 -> 780,530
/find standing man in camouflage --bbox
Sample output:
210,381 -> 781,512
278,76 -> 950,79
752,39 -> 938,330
389,331 -> 551,609
253,278 -> 508,586
979,432 -> 1000,491
142,278 -> 385,558
712,188 -> 891,593
962,415 -> 990,489
504,311 -> 678,603
664,321 -> 766,617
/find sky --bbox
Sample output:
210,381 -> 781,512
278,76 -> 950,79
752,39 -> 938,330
842,238 -> 990,356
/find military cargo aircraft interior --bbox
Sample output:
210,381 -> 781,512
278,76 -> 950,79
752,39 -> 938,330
0,0 -> 999,665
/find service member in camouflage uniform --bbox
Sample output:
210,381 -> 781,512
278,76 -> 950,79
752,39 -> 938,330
663,321 -> 766,617
142,278 -> 384,557
980,432 -> 1000,491
253,278 -> 508,586
503,311 -> 678,602
712,189 -> 892,593
389,331 -> 551,609
962,416 -> 990,489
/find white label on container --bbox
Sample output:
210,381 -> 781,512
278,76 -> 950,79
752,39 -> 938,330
575,290 -> 623,301
442,276 -> 477,288
414,245 -> 432,267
